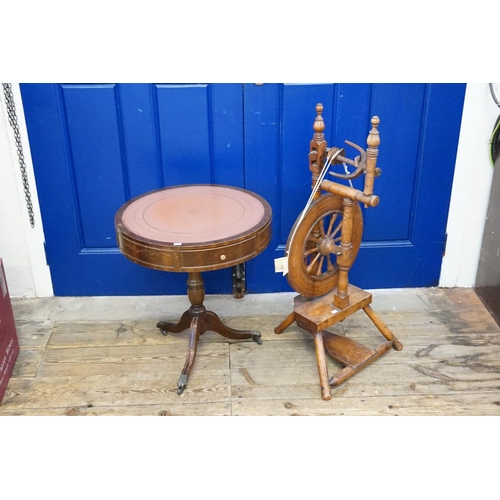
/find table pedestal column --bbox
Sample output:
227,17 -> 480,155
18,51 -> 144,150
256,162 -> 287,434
157,272 -> 262,394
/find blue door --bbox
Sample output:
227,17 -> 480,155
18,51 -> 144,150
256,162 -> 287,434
21,83 -> 465,295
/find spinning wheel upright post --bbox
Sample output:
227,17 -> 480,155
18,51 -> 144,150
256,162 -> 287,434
275,104 -> 403,401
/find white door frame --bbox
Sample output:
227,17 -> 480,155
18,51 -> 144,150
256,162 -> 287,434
0,83 -> 52,298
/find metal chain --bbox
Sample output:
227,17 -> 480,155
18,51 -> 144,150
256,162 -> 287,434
2,83 -> 35,228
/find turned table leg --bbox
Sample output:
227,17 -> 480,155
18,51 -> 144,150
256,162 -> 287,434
157,271 -> 262,394
157,272 -> 206,336
163,272 -> 207,394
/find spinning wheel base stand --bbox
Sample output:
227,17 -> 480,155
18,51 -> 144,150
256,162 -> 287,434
275,284 -> 402,401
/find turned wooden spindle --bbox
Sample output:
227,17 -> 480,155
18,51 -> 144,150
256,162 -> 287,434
308,104 -> 328,245
309,103 -> 327,201
334,197 -> 354,309
363,116 -> 380,207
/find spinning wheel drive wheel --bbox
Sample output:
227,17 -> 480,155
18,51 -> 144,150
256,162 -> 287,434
286,193 -> 363,298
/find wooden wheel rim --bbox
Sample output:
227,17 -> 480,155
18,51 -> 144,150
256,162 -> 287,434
286,193 -> 363,298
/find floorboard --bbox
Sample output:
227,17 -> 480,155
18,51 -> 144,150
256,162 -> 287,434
1,288 -> 500,416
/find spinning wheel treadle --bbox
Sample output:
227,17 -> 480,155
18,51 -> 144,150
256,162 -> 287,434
275,104 -> 403,401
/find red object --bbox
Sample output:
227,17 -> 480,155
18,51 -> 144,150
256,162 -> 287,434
0,258 -> 19,403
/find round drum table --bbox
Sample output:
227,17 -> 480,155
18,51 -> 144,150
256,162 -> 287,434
115,184 -> 272,394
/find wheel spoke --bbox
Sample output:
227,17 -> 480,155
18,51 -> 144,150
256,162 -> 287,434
306,252 -> 321,274
326,213 -> 338,236
319,219 -> 326,239
327,254 -> 334,272
304,247 -> 319,258
315,256 -> 325,276
331,219 -> 343,239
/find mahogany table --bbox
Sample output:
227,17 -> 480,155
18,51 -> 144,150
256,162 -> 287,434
115,184 -> 272,394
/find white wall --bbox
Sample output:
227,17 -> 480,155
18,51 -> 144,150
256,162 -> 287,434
0,83 -> 496,297
0,84 -> 53,297
439,83 -> 499,287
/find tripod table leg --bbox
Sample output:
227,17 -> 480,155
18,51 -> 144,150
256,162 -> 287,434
206,310 -> 262,344
156,310 -> 191,336
177,315 -> 202,394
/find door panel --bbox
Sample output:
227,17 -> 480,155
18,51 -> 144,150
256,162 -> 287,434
61,84 -> 129,249
243,83 -> 466,291
363,83 -> 427,242
21,83 -> 244,295
21,83 -> 466,295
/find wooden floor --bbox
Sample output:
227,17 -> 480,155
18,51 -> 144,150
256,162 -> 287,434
1,287 -> 500,416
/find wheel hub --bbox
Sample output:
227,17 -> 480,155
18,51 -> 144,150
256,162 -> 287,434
318,237 -> 340,256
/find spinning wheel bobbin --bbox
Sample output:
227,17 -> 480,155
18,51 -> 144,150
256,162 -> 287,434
275,104 -> 403,401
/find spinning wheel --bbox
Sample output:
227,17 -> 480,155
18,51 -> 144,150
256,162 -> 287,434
275,104 -> 403,400
286,193 -> 363,299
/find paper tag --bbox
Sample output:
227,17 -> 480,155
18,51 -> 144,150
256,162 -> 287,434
274,256 -> 289,276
